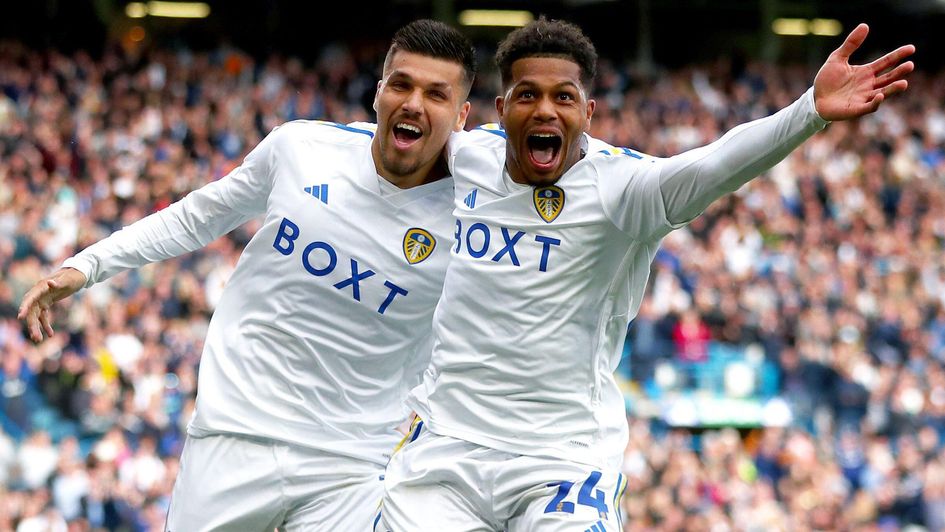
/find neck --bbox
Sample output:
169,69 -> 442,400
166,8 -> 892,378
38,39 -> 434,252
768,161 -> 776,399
371,141 -> 448,190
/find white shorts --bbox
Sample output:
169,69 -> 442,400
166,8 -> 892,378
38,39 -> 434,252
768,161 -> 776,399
376,422 -> 627,532
166,434 -> 384,531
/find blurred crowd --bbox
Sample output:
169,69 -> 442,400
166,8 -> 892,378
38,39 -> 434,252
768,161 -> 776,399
0,33 -> 943,531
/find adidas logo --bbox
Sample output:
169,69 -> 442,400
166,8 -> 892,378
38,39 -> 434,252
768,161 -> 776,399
463,189 -> 477,209
303,184 -> 328,204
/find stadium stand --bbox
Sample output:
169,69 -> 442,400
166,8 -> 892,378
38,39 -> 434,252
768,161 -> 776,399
1,35 -> 943,530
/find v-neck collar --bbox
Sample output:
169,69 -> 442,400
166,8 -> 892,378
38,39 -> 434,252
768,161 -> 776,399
356,147 -> 454,209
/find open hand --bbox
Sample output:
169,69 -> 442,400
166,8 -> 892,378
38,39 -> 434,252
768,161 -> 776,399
17,267 -> 87,343
814,23 -> 914,121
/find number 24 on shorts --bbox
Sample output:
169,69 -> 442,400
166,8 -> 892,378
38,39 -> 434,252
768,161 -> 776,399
543,471 -> 612,518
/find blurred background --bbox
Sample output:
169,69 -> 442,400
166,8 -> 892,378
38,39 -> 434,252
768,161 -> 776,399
1,0 -> 944,530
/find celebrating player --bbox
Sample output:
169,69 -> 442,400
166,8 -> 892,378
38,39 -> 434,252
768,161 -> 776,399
18,20 -> 476,531
377,18 -> 914,531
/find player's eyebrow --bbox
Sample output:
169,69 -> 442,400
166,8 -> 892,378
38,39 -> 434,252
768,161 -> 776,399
507,79 -> 585,99
517,78 -> 581,90
387,71 -> 454,93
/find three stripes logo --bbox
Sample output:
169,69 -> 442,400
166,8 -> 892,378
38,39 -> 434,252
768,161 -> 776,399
463,189 -> 478,209
303,184 -> 329,204
584,520 -> 607,532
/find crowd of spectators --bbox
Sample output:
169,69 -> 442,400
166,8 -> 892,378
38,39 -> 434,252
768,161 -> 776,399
0,33 -> 943,531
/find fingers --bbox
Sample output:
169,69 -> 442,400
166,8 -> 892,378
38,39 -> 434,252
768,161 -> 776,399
867,45 -> 916,74
874,62 -> 914,89
17,299 -> 31,321
881,79 -> 909,98
832,23 -> 869,61
859,82 -> 907,116
22,301 -> 48,342
17,284 -> 45,321
23,305 -> 43,342
864,92 -> 884,115
39,308 -> 55,338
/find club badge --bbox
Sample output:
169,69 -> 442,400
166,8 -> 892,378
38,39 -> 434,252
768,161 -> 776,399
403,228 -> 436,264
534,186 -> 565,223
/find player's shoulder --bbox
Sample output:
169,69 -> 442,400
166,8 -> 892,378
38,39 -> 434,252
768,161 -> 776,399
269,119 -> 376,147
585,135 -> 649,162
581,135 -> 655,175
451,123 -> 508,151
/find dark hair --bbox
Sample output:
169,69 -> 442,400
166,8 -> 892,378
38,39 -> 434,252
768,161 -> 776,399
384,19 -> 478,96
495,17 -> 597,91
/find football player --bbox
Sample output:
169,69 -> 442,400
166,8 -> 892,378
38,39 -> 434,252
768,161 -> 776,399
19,19 -> 476,531
378,18 -> 914,531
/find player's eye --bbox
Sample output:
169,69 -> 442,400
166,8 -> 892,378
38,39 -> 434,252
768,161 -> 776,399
389,80 -> 409,91
518,89 -> 535,100
428,90 -> 447,101
558,92 -> 576,102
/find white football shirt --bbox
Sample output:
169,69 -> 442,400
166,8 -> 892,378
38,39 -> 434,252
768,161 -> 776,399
63,120 -> 455,466
408,88 -> 828,469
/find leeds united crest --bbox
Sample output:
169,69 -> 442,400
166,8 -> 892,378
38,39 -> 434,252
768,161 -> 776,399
533,186 -> 565,223
403,228 -> 436,264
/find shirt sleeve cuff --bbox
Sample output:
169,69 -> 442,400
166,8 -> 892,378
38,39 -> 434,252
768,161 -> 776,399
805,87 -> 830,128
61,256 -> 95,289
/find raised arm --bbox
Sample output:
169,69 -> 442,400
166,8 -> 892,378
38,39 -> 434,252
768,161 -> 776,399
658,23 -> 913,227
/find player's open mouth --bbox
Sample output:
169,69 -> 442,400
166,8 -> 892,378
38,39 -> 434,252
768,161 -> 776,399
526,133 -> 562,170
393,122 -> 423,149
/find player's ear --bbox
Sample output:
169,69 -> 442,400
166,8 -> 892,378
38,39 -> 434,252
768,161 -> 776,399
585,98 -> 596,129
373,80 -> 382,112
495,96 -> 505,128
454,101 -> 471,131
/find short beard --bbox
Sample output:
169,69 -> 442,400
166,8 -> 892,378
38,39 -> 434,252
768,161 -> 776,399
380,151 -> 420,178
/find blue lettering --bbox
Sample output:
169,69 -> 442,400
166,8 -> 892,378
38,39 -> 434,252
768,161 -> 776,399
333,258 -> 375,301
273,221 -> 409,312
535,235 -> 561,272
378,281 -> 408,314
466,223 -> 491,258
454,219 -> 462,253
273,217 -> 300,255
491,228 -> 525,266
301,241 -> 337,276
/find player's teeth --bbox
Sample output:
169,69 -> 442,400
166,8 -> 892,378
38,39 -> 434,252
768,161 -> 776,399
397,124 -> 420,133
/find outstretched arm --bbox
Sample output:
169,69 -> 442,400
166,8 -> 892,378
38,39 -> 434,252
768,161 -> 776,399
17,126 -> 278,343
656,23 -> 913,228
16,181 -> 256,343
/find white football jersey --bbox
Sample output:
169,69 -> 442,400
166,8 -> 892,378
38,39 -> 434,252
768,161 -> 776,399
408,89 -> 828,469
63,120 -> 455,466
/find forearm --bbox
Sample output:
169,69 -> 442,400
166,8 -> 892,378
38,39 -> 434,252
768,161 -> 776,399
64,182 -> 254,287
659,87 -> 828,225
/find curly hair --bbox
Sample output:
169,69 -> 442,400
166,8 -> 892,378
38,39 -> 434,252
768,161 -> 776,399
384,19 -> 478,97
495,17 -> 597,91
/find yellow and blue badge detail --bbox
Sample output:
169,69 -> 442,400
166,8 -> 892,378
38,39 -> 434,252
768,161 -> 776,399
403,228 -> 436,264
474,123 -> 507,139
534,186 -> 565,223
598,146 -> 642,159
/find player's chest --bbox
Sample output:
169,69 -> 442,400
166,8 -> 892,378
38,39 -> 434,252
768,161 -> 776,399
451,181 -> 621,276
264,164 -> 453,287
